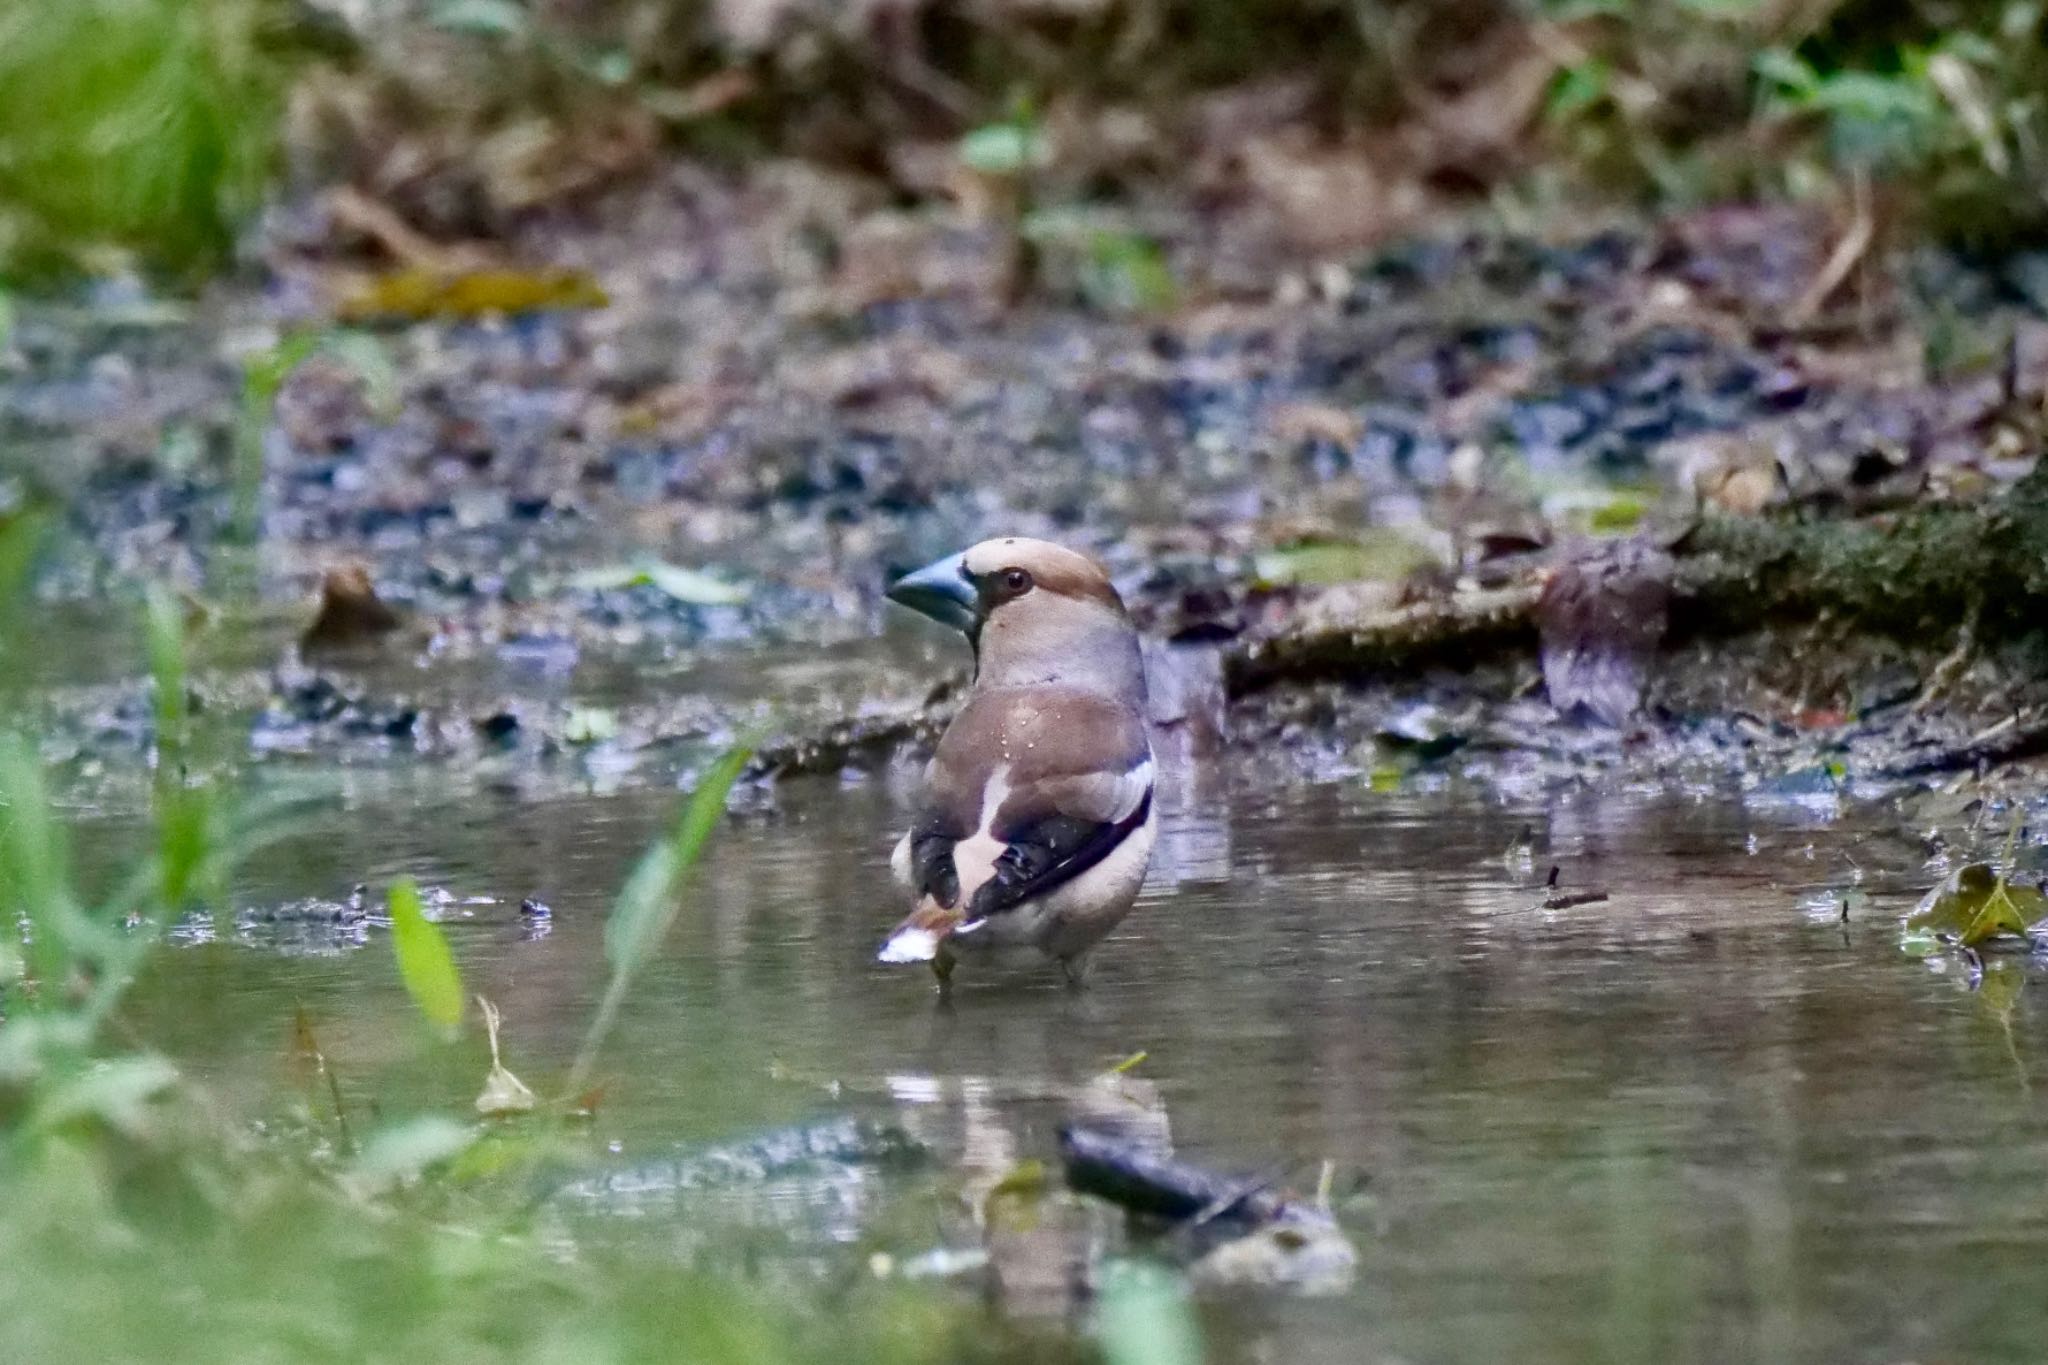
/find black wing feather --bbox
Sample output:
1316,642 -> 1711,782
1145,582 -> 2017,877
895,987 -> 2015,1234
965,789 -> 1152,921
911,829 -> 962,908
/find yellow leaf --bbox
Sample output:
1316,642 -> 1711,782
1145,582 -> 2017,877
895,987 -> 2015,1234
336,268 -> 608,323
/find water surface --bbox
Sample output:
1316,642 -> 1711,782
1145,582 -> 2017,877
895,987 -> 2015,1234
114,767 -> 2048,1364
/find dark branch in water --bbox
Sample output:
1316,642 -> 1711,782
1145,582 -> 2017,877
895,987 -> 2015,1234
1059,1125 -> 1319,1234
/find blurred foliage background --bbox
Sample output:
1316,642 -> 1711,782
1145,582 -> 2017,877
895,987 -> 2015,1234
5,0 -> 2048,284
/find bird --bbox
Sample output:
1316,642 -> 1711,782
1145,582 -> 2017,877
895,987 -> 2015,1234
877,537 -> 1157,988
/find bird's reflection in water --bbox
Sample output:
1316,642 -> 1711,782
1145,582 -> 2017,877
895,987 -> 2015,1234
883,1052 -> 1353,1322
885,1066 -> 1174,1325
1147,638 -> 1235,894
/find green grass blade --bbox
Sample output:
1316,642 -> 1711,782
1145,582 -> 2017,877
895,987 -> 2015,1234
570,741 -> 752,1092
388,878 -> 465,1031
0,736 -> 105,1000
0,501 -> 48,656
604,744 -> 752,974
145,586 -> 187,770
143,585 -> 217,915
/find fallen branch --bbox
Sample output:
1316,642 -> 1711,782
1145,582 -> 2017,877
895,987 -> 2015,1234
1059,1125 -> 1322,1233
1227,456 -> 2048,696
1225,585 -> 1539,694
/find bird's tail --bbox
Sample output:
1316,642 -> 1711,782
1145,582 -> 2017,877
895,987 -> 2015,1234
877,900 -> 966,964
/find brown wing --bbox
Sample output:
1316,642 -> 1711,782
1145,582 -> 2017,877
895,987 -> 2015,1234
905,686 -> 1152,919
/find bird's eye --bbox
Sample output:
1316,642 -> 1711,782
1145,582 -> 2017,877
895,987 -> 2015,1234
1001,568 -> 1033,595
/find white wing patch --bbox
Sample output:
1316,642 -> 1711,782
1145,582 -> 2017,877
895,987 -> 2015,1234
1107,757 -> 1154,822
977,765 -> 1013,831
888,831 -> 914,889
950,764 -> 1012,904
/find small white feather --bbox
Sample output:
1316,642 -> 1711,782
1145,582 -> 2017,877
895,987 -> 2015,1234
1110,757 -> 1154,822
878,926 -> 940,963
888,832 -> 914,889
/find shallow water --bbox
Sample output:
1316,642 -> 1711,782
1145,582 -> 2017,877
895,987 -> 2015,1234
93,754 -> 2048,1365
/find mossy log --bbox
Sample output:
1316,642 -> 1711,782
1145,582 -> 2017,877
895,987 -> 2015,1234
1670,462 -> 2048,643
1226,458 -> 2048,695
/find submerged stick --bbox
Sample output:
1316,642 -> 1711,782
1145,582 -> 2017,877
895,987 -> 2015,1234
1058,1125 -> 1312,1231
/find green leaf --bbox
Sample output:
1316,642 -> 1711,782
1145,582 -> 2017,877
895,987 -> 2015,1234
1548,60 -> 1613,120
232,330 -> 321,544
1810,71 -> 1937,124
1588,493 -> 1646,534
1098,1258 -> 1203,1365
429,0 -> 531,38
1964,881 -> 2036,945
567,559 -> 747,606
388,878 -> 465,1030
1753,48 -> 1819,97
1252,531 -> 1437,587
1898,925 -> 1943,958
241,329 -> 324,410
643,561 -> 748,606
1082,231 -> 1177,315
234,329 -> 401,541
583,48 -> 634,86
1903,862 -> 2048,948
987,1158 -> 1049,1200
960,122 -> 1048,177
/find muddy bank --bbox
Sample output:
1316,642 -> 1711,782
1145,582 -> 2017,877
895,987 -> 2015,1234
7,192 -> 2048,803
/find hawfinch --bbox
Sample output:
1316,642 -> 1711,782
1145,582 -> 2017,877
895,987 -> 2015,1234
878,538 -> 1156,987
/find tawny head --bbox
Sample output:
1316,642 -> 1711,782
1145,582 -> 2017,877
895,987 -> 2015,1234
887,537 -> 1143,696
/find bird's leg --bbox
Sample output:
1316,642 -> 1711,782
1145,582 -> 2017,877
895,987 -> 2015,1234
931,946 -> 956,995
1059,953 -> 1091,990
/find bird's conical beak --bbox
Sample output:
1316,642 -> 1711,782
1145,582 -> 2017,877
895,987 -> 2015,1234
886,551 -> 977,634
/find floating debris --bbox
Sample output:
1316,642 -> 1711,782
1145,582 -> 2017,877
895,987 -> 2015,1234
1903,860 -> 2048,951
474,997 -> 537,1117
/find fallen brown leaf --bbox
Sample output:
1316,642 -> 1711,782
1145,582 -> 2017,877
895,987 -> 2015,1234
302,565 -> 404,655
